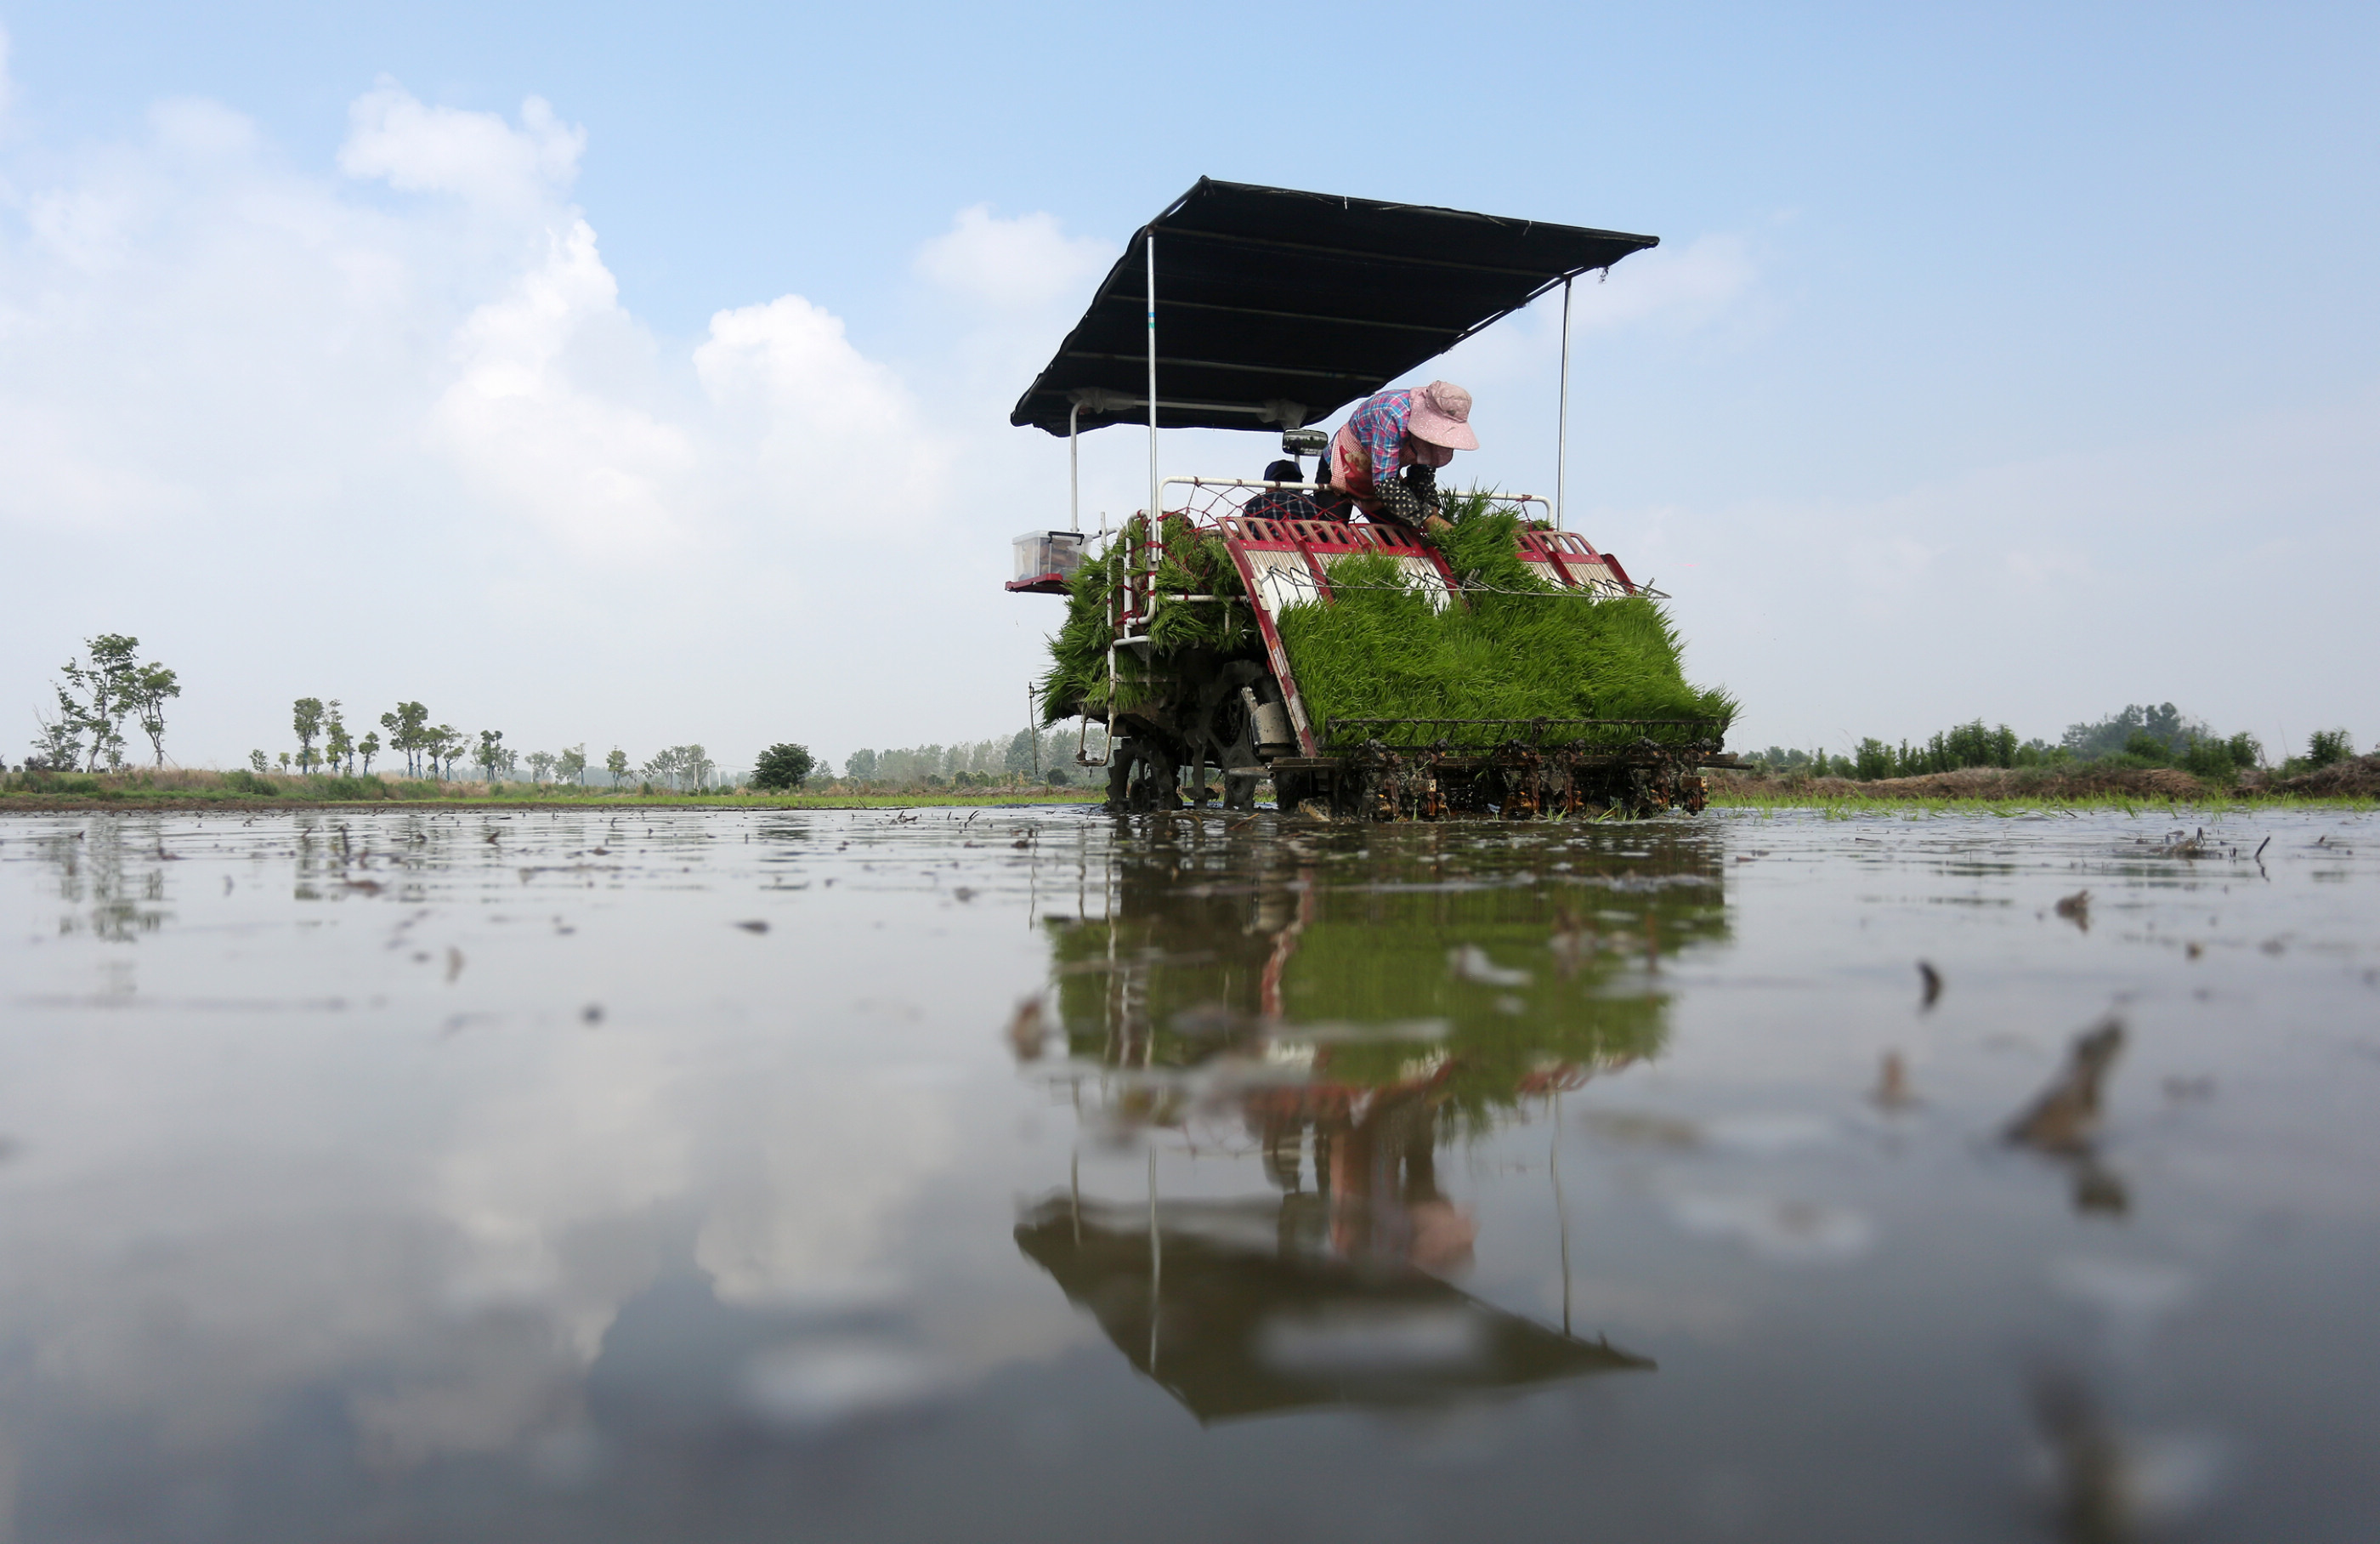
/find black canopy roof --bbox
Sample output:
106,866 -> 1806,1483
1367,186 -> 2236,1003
1011,179 -> 1658,437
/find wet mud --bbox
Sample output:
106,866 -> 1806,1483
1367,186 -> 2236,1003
1,805 -> 2376,1541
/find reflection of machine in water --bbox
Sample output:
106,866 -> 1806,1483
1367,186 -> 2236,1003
1016,825 -> 1728,1418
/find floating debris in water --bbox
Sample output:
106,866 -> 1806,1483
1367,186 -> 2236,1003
1006,996 -> 1046,1060
1918,960 -> 1943,1008
2005,1018 -> 2124,1155
2005,1018 -> 2129,1213
2054,890 -> 2093,931
1873,1050 -> 1919,1110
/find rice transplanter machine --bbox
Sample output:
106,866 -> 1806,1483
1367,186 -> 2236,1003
1006,179 -> 1729,817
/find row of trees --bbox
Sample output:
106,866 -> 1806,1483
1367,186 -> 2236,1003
22,635 -> 1089,793
260,700 -> 737,790
836,727 -> 1105,786
30,635 -> 180,772
1744,702 -> 2358,782
251,713 -> 1098,793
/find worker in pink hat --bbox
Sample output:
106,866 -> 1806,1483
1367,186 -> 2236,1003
1325,379 -> 1477,529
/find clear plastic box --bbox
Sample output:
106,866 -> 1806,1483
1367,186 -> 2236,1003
1013,531 -> 1086,582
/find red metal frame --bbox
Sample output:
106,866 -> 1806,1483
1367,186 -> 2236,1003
1516,527 -> 1634,594
1205,514 -> 1472,756
1209,515 -> 1322,753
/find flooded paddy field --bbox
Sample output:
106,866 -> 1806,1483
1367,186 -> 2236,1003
3,804 -> 2377,1542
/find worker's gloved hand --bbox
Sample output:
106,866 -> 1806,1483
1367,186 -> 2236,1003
1402,463 -> 1442,516
1375,479 -> 1427,527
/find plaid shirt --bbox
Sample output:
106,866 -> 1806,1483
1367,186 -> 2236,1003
1343,388 -> 1417,492
1243,488 -> 1319,521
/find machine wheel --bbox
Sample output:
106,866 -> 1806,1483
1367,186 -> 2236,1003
1193,660 -> 1272,813
1102,737 -> 1182,814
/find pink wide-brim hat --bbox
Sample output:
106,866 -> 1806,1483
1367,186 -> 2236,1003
1408,379 -> 1478,451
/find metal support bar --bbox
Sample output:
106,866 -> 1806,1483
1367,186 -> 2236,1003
1146,232 -> 1159,539
1556,275 -> 1572,531
1068,400 -> 1081,532
1162,474 -> 1544,508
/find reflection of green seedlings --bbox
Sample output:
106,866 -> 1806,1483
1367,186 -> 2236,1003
1271,914 -> 1688,1137
1043,840 -> 1726,1135
1276,507 -> 1735,747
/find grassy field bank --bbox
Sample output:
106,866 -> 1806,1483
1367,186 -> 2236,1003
1707,755 -> 2380,810
9,757 -> 2379,815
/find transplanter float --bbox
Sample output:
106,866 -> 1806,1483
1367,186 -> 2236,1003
1006,179 -> 1735,818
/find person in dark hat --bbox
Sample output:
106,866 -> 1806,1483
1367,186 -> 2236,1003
1242,458 -> 1322,521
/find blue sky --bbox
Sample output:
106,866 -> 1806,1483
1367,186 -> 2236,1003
4,2 -> 2376,771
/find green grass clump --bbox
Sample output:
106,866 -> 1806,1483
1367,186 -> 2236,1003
1275,508 -> 1734,746
1040,515 -> 1253,724
1145,519 -> 1250,655
1037,503 -> 1732,745
1040,542 -> 1127,723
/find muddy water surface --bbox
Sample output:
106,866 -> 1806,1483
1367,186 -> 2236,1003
2,805 -> 2377,1541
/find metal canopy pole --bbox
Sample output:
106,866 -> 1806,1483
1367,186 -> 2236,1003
1146,233 -> 1159,524
1068,400 -> 1082,531
1556,275 -> 1573,531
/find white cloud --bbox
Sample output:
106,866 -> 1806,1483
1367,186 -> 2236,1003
914,203 -> 1112,313
148,96 -> 264,162
429,218 -> 700,560
337,80 -> 584,207
1569,232 -> 1758,332
695,292 -> 942,512
0,73 -> 1039,768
